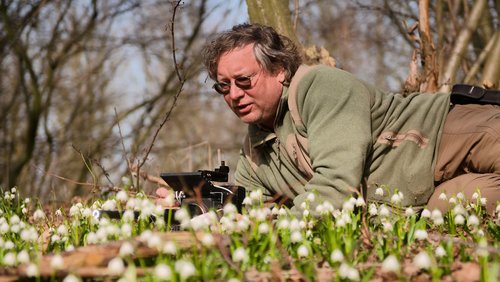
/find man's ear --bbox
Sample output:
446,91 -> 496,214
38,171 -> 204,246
277,69 -> 286,83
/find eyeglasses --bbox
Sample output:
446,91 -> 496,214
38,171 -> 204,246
213,73 -> 258,95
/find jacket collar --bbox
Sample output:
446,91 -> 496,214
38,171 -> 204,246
247,86 -> 289,148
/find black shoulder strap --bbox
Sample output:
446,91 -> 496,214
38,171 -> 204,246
450,84 -> 500,106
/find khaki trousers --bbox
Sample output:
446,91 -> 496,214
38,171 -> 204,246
428,104 -> 500,214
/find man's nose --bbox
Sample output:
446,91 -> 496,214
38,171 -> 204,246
228,82 -> 244,100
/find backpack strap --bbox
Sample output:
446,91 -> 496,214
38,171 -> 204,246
285,65 -> 321,179
287,65 -> 318,127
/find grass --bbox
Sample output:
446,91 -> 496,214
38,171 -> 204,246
0,185 -> 498,281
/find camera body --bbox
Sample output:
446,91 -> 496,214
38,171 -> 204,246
92,162 -> 245,227
160,162 -> 245,216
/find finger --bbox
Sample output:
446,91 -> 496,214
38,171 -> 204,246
156,188 -> 169,198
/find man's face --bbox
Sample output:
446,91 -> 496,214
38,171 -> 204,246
216,44 -> 285,129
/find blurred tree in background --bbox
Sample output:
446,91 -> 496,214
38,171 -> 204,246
0,0 -> 498,203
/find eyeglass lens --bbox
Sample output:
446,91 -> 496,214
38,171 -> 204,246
213,76 -> 252,95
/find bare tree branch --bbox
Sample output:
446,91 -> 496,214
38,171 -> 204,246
439,0 -> 487,92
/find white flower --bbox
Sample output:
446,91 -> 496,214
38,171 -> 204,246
121,210 -> 135,222
453,204 -> 466,215
405,207 -> 415,217
242,197 -> 252,206
278,207 -> 288,216
145,233 -> 162,249
271,206 -> 279,215
3,252 -> 17,266
258,222 -> 269,234
467,214 -> 480,226
379,205 -> 390,217
10,224 -> 20,234
435,246 -> 446,257
201,233 -> 214,247
277,219 -> 290,229
291,231 -> 303,243
307,193 -> 316,203
421,209 -> 431,218
289,219 -> 301,232
339,263 -> 360,281
10,215 -> 20,224
33,209 -> 46,221
303,210 -> 310,217
4,240 -> 14,249
390,194 -> 401,204
236,216 -> 250,232
449,197 -> 457,204
26,263 -> 39,277
119,241 -> 134,257
50,254 -> 64,270
438,193 -> 447,201
315,204 -> 325,214
472,192 -> 479,200
162,241 -> 177,255
125,198 -> 137,210
454,214 -> 465,225
297,245 -> 309,257
431,209 -> 443,220
433,217 -> 444,226
154,263 -> 172,280
107,257 -> 125,275
81,208 -> 92,218
51,234 -> 61,243
375,187 -> 384,196
223,203 -> 237,215
342,200 -> 354,212
116,191 -> 128,202
456,192 -> 465,200
57,225 -> 68,236
249,189 -> 262,202
175,259 -> 196,280
355,197 -> 366,207
382,221 -> 393,232
368,204 -> 378,216
17,250 -> 30,264
414,229 -> 428,240
174,208 -> 190,222
63,274 -> 80,282
330,249 -> 344,262
381,255 -> 400,272
232,247 -> 248,263
480,197 -> 487,206
69,205 -> 80,217
413,251 -> 431,269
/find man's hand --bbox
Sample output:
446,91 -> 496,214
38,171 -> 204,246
155,187 -> 179,208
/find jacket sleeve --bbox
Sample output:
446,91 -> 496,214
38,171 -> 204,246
292,66 -> 373,210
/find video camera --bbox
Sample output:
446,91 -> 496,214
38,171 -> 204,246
92,162 -> 245,222
160,161 -> 245,216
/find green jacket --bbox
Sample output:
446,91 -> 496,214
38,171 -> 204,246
234,65 -> 450,211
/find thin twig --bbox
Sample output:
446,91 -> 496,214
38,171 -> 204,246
114,107 -> 135,184
135,0 -> 185,190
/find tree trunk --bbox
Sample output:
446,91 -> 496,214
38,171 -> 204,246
439,0 -> 487,92
481,30 -> 500,89
246,0 -> 300,45
245,0 -> 336,67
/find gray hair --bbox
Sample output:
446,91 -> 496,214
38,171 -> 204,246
202,23 -> 303,85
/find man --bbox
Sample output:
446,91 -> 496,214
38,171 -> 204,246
201,23 -> 500,214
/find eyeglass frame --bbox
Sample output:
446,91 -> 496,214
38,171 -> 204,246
212,70 -> 261,95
